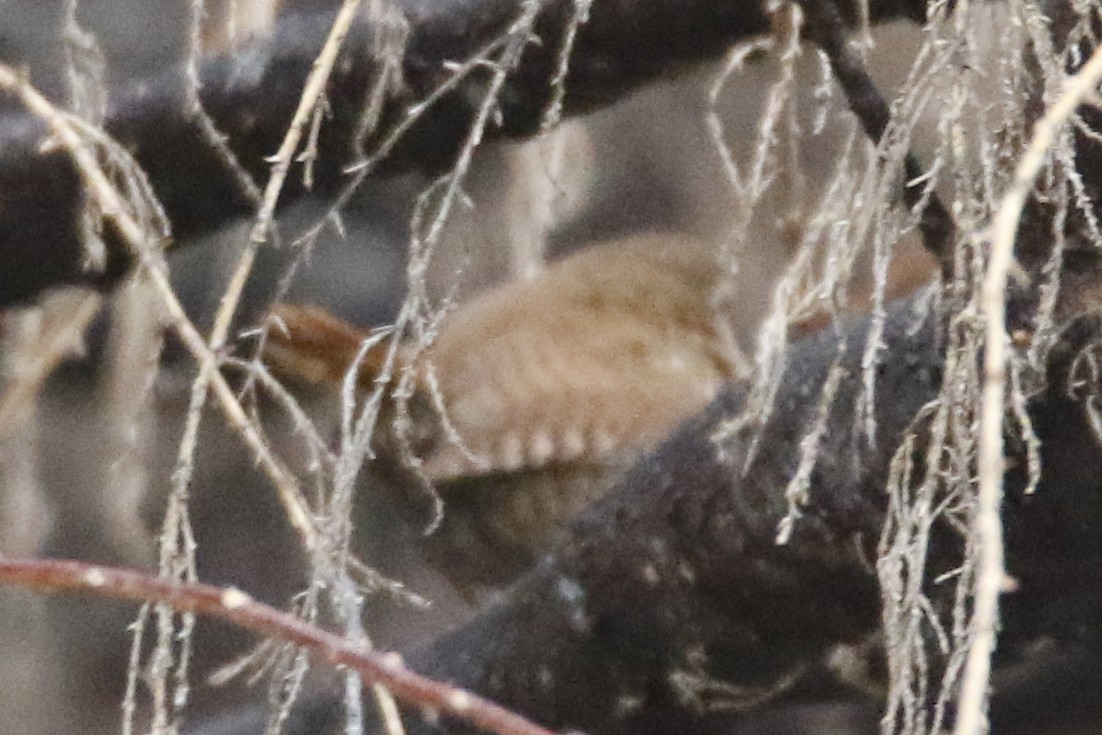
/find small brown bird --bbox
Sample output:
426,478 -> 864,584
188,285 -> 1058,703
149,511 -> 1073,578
263,232 -> 741,592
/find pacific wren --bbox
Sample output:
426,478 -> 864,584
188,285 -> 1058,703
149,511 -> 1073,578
263,232 -> 741,592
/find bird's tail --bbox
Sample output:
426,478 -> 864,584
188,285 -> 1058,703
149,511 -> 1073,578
262,303 -> 397,392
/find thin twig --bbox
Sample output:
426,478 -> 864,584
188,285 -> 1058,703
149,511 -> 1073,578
539,0 -> 592,131
956,42 -> 1102,735
177,0 -> 366,541
175,0 -> 368,537
0,559 -> 563,735
299,25 -> 522,249
250,0 -> 364,245
0,63 -> 319,549
798,0 -> 957,276
185,0 -> 266,208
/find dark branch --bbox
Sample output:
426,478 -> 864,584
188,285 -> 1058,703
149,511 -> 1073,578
0,0 -> 931,307
797,0 -> 957,277
392,293 -> 944,734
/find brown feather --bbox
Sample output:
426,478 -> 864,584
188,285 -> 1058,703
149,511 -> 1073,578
260,232 -> 739,593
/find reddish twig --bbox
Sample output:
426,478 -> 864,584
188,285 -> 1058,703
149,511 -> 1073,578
0,558 -> 562,735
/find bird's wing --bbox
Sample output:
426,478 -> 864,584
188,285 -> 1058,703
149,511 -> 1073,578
418,254 -> 735,481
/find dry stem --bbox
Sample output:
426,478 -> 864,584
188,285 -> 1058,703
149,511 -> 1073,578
958,42 -> 1102,735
